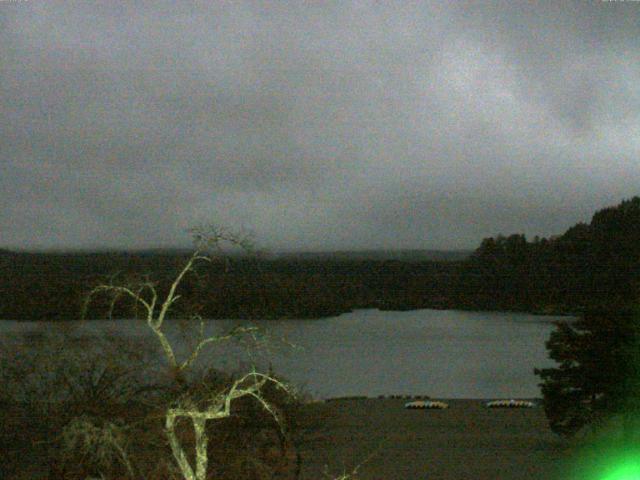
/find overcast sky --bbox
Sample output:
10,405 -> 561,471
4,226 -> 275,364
2,1 -> 639,252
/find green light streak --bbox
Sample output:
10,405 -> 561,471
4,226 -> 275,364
602,458 -> 640,480
550,413 -> 640,480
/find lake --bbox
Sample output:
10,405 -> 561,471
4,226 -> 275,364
0,309 -> 574,400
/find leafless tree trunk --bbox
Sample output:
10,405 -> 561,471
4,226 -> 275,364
82,225 -> 296,480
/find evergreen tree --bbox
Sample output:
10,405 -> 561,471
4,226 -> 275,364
535,306 -> 640,441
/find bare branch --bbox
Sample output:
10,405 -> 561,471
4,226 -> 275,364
84,284 -> 153,320
187,224 -> 257,270
179,325 -> 262,373
155,251 -> 209,330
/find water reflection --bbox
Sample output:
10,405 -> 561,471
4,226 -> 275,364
0,309 -> 575,399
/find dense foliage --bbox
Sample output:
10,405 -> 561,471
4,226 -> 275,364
468,196 -> 640,313
534,307 -> 640,440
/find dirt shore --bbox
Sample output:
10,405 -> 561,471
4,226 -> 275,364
298,398 -> 575,480
1,398 -> 603,479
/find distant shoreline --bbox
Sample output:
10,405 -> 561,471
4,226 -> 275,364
0,246 -> 608,322
0,305 -> 579,322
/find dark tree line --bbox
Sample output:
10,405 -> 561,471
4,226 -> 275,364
0,251 -> 470,321
468,196 -> 640,313
2,196 -> 640,321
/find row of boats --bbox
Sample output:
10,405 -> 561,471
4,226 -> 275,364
405,399 -> 536,409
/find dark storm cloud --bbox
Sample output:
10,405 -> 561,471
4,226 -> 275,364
1,1 -> 639,251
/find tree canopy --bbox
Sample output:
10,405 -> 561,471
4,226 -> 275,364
535,306 -> 640,441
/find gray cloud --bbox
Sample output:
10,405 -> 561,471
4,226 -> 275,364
2,1 -> 639,251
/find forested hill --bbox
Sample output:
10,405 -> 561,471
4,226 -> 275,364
272,249 -> 472,262
1,197 -> 639,320
466,196 -> 640,313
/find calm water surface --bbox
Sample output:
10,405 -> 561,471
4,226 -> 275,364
0,309 -> 575,399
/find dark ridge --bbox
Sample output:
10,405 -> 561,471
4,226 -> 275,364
273,249 -> 473,262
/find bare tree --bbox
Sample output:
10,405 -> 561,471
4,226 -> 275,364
81,224 -> 298,480
82,224 -> 261,380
